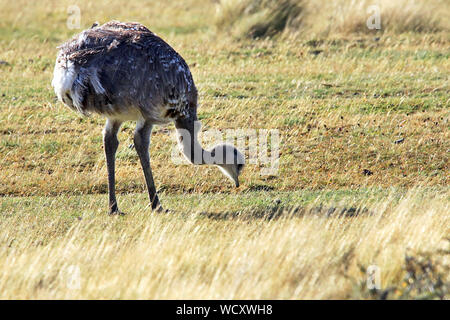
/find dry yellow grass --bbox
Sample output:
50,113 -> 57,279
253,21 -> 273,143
305,0 -> 448,35
215,0 -> 449,38
0,190 -> 448,299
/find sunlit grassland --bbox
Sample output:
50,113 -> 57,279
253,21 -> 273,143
0,0 -> 449,299
0,189 -> 448,299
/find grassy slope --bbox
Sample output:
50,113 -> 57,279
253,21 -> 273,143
0,0 -> 448,299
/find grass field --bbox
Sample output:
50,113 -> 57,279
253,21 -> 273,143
0,0 -> 449,299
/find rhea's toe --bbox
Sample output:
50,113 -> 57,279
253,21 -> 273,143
154,206 -> 171,214
109,209 -> 126,216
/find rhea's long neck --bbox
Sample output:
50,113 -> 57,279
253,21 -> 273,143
175,119 -> 215,165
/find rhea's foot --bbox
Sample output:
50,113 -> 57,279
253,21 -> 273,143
109,209 -> 126,216
155,205 -> 170,213
145,203 -> 169,213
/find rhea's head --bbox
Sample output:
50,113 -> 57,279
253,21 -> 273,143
209,144 -> 245,187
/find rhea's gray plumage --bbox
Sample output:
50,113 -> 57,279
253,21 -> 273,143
53,21 -> 196,123
52,21 -> 244,214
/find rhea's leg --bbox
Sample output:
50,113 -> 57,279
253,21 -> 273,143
134,120 -> 162,211
103,119 -> 122,214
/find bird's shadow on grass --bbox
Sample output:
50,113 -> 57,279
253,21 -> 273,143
246,184 -> 275,192
196,205 -> 374,221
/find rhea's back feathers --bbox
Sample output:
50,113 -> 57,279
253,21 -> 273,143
52,21 -> 197,123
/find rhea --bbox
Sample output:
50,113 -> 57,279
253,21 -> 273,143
52,21 -> 244,214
